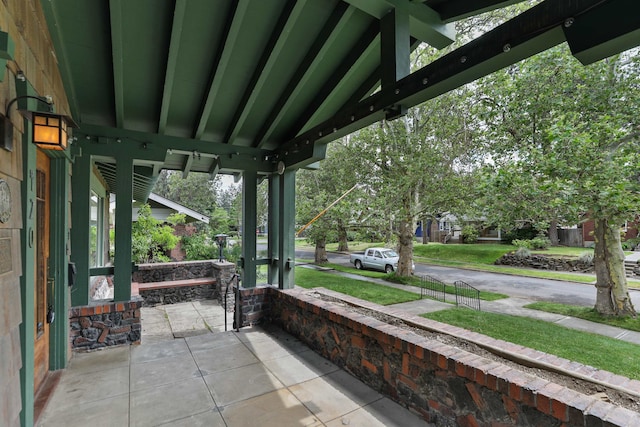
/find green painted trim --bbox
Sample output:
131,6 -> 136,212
278,170 -> 296,289
268,175 -> 280,285
0,30 -> 15,60
113,155 -> 133,302
70,153 -> 91,306
19,115 -> 36,427
241,170 -> 257,288
48,158 -> 70,370
90,169 -> 107,198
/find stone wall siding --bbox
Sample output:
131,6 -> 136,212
141,283 -> 216,307
132,260 -> 236,307
132,260 -> 214,283
69,301 -> 142,351
268,288 -> 640,426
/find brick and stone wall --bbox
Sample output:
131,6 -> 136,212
236,285 -> 271,327
132,260 -> 232,307
268,288 -> 640,426
69,301 -> 142,351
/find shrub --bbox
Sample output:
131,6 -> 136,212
578,252 -> 594,264
511,237 -> 550,250
514,247 -> 531,258
461,225 -> 479,244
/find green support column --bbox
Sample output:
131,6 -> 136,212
19,119 -> 36,427
49,158 -> 69,370
70,153 -> 91,306
242,170 -> 257,288
267,174 -> 280,285
113,155 -> 133,301
278,169 -> 295,289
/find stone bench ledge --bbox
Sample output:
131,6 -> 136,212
136,277 -> 216,291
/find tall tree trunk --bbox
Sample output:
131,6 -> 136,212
548,219 -> 559,246
422,218 -> 429,244
315,238 -> 328,264
337,220 -> 349,252
397,218 -> 414,276
593,218 -> 636,317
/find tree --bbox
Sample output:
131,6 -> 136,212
296,140 -> 360,263
476,45 -> 640,317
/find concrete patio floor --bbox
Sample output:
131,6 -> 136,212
37,300 -> 428,426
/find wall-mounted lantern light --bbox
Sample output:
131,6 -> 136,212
31,111 -> 75,151
4,94 -> 77,152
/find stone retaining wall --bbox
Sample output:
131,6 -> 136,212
495,253 -> 594,273
268,288 -> 640,426
132,260 -> 215,283
69,301 -> 142,351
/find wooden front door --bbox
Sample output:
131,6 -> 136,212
34,150 -> 50,394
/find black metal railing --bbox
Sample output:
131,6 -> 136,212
454,280 -> 481,311
419,275 -> 446,302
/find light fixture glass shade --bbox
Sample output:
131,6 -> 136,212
32,111 -> 69,150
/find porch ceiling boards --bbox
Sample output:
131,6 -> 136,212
40,0 -> 640,197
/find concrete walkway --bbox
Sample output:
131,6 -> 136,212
37,300 -> 427,427
310,266 -> 640,346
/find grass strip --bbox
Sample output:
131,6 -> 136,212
422,309 -> 640,380
525,302 -> 640,333
294,267 -> 420,305
312,262 -> 508,301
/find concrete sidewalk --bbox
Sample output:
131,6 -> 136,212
38,301 -> 427,427
309,266 -> 640,346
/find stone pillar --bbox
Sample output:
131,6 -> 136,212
212,261 -> 236,311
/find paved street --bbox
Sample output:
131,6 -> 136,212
295,249 -> 640,309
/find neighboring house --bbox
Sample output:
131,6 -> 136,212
113,193 -> 210,261
561,219 -> 639,248
418,214 -> 502,244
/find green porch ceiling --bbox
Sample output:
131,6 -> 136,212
39,0 -> 640,292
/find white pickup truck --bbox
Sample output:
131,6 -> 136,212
349,247 -> 402,273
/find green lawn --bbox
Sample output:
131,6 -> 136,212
525,302 -> 640,332
294,267 -> 420,305
422,309 -> 640,380
317,262 -> 508,301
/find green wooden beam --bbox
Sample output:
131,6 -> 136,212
279,0 -> 597,156
563,0 -> 640,65
342,0 -> 455,48
241,170 -> 258,288
277,170 -> 295,289
19,112 -> 36,427
70,152 -> 92,306
0,30 -> 14,60
158,0 -> 187,134
109,0 -> 125,128
181,152 -> 194,179
38,0 -> 81,119
48,158 -> 70,371
194,1 -> 246,139
224,0 -> 300,145
267,174 -> 280,285
252,2 -> 351,148
285,21 -> 379,141
380,8 -> 410,90
113,155 -> 133,302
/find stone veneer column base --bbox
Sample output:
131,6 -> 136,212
69,300 -> 142,351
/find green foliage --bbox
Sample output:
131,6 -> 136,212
182,233 -> 217,260
621,237 -> 640,251
461,225 -> 479,244
511,237 -> 550,250
131,204 -> 179,263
